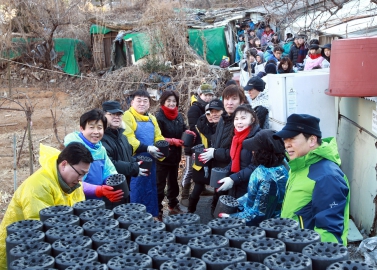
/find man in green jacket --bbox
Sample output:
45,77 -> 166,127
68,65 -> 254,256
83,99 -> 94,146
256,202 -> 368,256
274,114 -> 350,246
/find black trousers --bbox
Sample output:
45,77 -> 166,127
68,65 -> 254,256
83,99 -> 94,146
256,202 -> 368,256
156,162 -> 180,212
188,182 -> 206,213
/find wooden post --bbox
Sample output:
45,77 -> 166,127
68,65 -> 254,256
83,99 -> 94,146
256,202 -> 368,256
13,134 -> 17,191
7,63 -> 11,97
27,117 -> 33,175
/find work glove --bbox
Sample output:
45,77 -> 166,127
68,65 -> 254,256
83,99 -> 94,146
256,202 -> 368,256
147,145 -> 164,159
95,185 -> 124,202
165,138 -> 184,147
218,213 -> 230,218
217,177 -> 234,192
137,161 -> 148,176
199,148 -> 215,163
184,130 -> 197,140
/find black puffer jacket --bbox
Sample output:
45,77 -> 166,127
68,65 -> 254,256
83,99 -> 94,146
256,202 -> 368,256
192,114 -> 216,185
101,128 -> 139,180
289,43 -> 300,65
185,97 -> 208,155
227,124 -> 261,198
156,108 -> 187,166
211,113 -> 235,168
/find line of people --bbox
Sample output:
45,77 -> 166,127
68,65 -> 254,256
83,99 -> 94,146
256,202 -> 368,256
0,78 -> 349,268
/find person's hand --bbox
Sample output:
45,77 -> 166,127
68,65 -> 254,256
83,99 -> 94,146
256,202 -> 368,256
199,148 -> 215,163
165,138 -> 184,147
137,161 -> 148,176
185,130 -> 197,140
218,213 -> 230,218
95,185 -> 124,202
147,146 -> 163,159
217,177 -> 234,192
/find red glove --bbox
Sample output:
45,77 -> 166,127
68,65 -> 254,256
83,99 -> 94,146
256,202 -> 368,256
185,130 -> 196,140
95,185 -> 124,202
165,138 -> 184,147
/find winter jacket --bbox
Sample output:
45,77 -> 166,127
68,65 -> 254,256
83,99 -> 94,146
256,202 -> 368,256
239,59 -> 255,87
192,114 -> 216,185
281,137 -> 350,246
289,43 -> 300,65
297,44 -> 309,65
185,97 -> 208,155
231,164 -> 288,226
250,91 -> 269,129
156,108 -> 187,165
122,107 -> 165,154
304,55 -> 324,70
101,127 -> 139,181
227,124 -> 261,198
283,41 -> 293,57
211,114 -> 235,168
0,144 -> 85,269
277,68 -> 295,74
64,132 -> 117,192
255,52 -> 266,75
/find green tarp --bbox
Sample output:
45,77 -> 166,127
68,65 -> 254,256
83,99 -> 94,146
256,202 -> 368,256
2,38 -> 90,75
54,38 -> 91,75
90,24 -> 113,34
123,32 -> 150,62
188,27 -> 229,66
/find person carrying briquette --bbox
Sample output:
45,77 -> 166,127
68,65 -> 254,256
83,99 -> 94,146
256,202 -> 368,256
219,129 -> 288,226
122,89 -> 166,218
0,142 -> 93,269
188,99 -> 223,214
215,105 -> 261,199
64,109 -> 123,203
274,114 -> 350,245
101,101 -> 148,198
181,83 -> 214,207
155,90 -> 196,220
197,84 -> 248,216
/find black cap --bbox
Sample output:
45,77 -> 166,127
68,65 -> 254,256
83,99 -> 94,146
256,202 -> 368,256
274,114 -> 322,139
207,99 -> 224,111
102,101 -> 124,114
244,76 -> 266,91
243,129 -> 285,154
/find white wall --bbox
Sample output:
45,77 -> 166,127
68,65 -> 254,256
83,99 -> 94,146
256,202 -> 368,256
336,97 -> 377,233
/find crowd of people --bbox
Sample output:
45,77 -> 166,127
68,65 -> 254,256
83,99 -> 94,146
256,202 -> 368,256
0,24 -> 347,270
235,21 -> 332,89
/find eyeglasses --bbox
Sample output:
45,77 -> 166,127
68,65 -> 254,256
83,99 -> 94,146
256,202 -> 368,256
68,163 -> 88,178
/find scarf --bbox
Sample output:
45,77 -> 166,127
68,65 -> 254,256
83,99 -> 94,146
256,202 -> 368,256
230,126 -> 251,173
161,106 -> 178,120
309,53 -> 322,60
79,132 -> 100,150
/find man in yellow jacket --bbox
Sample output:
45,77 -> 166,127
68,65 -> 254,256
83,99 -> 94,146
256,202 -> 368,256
0,142 -> 93,269
123,89 -> 165,219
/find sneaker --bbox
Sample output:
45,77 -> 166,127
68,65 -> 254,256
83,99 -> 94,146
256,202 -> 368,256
168,204 -> 185,215
180,198 -> 189,207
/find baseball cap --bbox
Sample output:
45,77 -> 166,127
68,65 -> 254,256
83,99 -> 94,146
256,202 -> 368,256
273,114 -> 322,139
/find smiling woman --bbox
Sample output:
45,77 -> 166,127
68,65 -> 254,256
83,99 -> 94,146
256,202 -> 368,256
64,109 -> 119,201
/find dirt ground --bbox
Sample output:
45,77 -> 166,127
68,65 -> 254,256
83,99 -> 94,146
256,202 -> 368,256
0,85 -> 81,221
